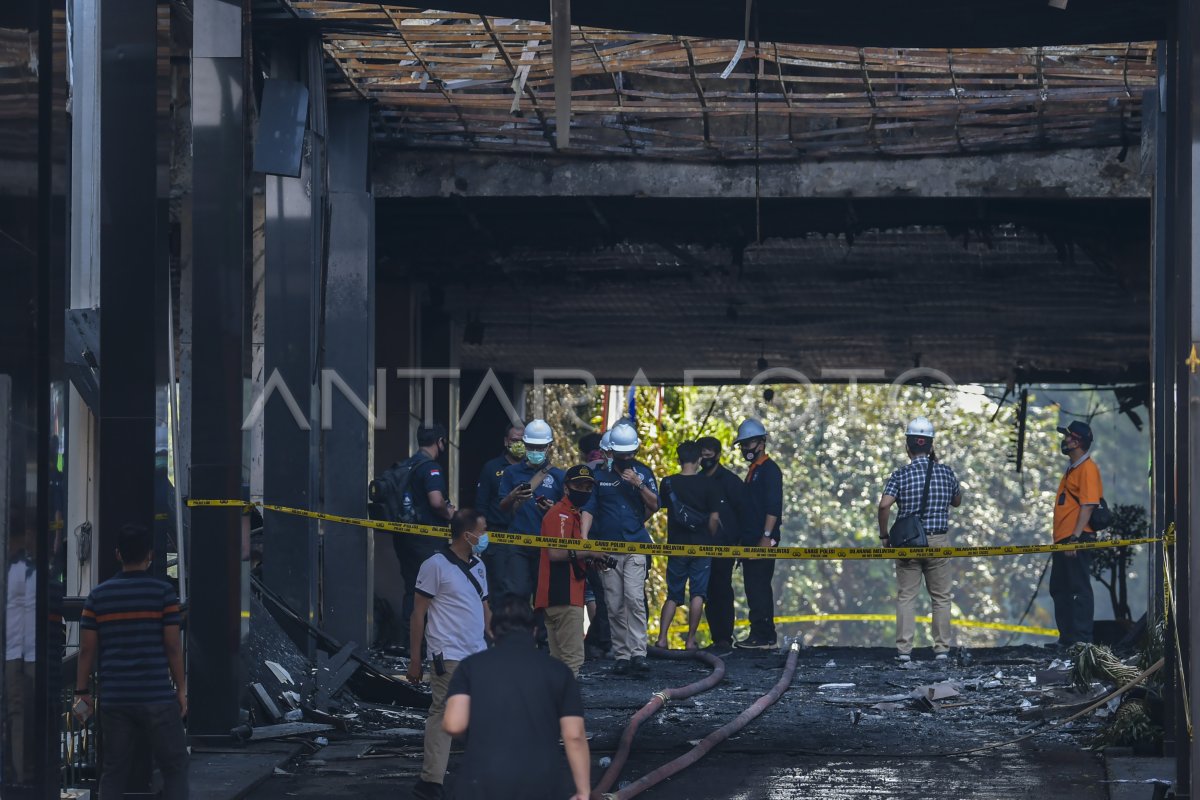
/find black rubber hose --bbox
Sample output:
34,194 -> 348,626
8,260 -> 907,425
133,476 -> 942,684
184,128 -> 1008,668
590,646 -> 725,798
605,642 -> 801,800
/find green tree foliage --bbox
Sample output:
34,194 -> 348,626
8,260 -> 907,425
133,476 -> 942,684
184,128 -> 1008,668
534,382 -> 1134,648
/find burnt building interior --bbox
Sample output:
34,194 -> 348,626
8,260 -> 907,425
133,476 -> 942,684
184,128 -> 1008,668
3,0 -> 1200,796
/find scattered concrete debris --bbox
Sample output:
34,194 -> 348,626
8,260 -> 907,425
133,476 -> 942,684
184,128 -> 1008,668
247,722 -> 335,742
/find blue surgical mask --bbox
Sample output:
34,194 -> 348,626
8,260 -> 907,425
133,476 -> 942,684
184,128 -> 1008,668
527,450 -> 547,466
471,533 -> 489,556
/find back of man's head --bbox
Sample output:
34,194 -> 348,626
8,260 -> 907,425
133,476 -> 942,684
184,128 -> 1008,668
450,508 -> 485,539
905,435 -> 933,455
418,423 -> 448,448
117,524 -> 153,565
677,440 -> 701,465
490,594 -> 536,638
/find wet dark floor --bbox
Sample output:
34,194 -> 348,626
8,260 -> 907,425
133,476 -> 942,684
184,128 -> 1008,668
243,645 -> 1114,800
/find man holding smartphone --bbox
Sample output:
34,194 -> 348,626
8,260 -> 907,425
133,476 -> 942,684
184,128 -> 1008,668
496,419 -> 566,602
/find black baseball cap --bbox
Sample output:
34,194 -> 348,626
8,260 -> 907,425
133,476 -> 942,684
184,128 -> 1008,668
1056,420 -> 1094,441
565,464 -> 596,484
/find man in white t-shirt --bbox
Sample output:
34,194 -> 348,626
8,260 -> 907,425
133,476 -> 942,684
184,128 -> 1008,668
406,509 -> 492,800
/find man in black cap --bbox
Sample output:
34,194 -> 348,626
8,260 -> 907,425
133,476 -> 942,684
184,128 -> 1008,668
1050,420 -> 1103,647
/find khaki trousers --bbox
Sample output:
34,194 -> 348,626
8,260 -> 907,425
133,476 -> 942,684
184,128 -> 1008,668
420,659 -> 460,784
600,553 -> 649,660
544,605 -> 586,675
895,533 -> 953,655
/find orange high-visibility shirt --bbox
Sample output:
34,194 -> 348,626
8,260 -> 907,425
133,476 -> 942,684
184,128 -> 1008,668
1053,456 -> 1103,542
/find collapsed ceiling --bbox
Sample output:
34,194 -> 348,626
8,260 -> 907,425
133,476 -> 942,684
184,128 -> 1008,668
281,3 -> 1158,162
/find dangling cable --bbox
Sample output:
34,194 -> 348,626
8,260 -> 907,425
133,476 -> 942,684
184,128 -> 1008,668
752,0 -> 761,245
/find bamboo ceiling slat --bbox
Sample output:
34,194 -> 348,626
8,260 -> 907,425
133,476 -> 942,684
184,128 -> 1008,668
305,2 -> 1154,160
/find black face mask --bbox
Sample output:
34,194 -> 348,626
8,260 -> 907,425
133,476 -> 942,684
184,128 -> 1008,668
567,489 -> 592,507
700,457 -> 718,471
613,457 -> 633,471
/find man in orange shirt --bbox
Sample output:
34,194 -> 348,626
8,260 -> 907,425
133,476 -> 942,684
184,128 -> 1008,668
537,465 -> 610,675
1050,421 -> 1103,648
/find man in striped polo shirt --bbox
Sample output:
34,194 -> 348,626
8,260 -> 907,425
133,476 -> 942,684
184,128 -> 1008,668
75,524 -> 188,799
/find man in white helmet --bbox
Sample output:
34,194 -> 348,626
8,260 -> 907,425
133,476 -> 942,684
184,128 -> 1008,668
877,416 -> 962,662
495,420 -> 566,603
581,419 -> 660,676
733,418 -> 784,650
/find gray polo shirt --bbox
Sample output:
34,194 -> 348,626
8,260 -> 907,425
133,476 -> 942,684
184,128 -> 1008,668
414,549 -> 489,662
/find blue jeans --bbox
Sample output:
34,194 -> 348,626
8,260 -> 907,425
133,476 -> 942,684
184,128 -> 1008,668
666,556 -> 711,605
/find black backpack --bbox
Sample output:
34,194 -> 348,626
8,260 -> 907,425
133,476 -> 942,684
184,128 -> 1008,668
368,453 -> 430,524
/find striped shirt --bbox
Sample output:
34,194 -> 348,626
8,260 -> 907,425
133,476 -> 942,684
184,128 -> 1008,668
81,570 -> 181,705
883,456 -> 961,533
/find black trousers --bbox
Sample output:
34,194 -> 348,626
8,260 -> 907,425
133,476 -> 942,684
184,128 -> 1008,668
705,556 -> 736,644
488,544 -> 537,602
743,558 -> 776,640
100,702 -> 189,800
584,567 -> 612,650
1049,549 -> 1094,645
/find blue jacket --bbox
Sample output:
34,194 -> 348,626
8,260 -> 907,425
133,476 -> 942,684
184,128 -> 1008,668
584,460 -> 659,544
499,461 -> 567,536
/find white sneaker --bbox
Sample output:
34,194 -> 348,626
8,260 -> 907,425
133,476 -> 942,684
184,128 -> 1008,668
935,653 -> 949,662
896,653 -> 911,663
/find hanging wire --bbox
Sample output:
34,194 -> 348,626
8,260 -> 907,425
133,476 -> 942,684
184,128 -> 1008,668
753,0 -> 762,245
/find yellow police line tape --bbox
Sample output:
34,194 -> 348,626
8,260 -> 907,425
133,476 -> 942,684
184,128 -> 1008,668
187,499 -> 1168,561
653,614 -> 1058,639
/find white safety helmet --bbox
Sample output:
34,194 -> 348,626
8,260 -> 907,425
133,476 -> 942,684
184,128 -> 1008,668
523,418 -> 554,446
599,430 -> 613,452
609,421 -> 640,454
905,416 -> 935,439
734,418 -> 768,444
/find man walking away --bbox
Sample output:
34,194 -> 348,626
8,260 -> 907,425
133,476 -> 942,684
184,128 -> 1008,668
697,436 -> 744,653
443,596 -> 591,800
581,420 -> 660,676
733,419 -> 784,650
655,441 -> 721,650
1050,420 -> 1103,647
75,524 -> 188,800
537,465 -> 610,675
877,416 -> 962,662
407,509 -> 492,800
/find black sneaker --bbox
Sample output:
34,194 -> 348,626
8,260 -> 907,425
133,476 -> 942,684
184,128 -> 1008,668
735,633 -> 777,650
630,656 -> 651,675
412,780 -> 444,800
612,659 -> 631,675
704,640 -> 735,656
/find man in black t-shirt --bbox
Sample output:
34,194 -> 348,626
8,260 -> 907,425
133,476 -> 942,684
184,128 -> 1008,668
442,597 -> 590,800
654,441 -> 721,651
395,423 -> 456,646
697,436 -> 744,652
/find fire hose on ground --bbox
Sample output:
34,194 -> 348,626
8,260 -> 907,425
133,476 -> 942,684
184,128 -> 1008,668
592,642 -> 801,800
590,646 -> 727,797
